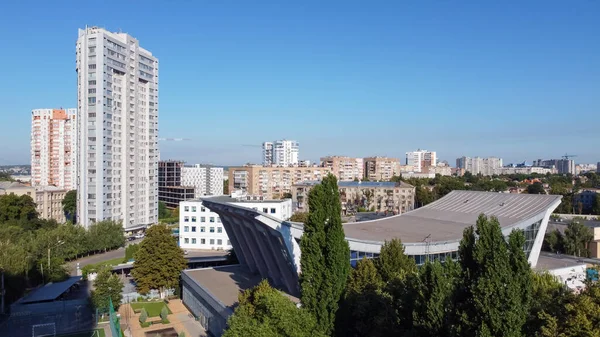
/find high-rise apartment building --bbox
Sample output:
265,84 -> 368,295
363,157 -> 400,181
31,108 -> 77,190
76,27 -> 159,229
533,159 -> 576,175
456,156 -> 503,176
262,140 -> 299,166
228,165 -> 332,199
182,164 -> 224,198
597,162 -> 600,174
262,142 -> 273,166
405,150 -> 437,173
158,161 -> 194,209
320,156 -> 364,181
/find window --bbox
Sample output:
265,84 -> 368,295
210,227 -> 215,233
184,226 -> 189,232
217,218 -> 221,223
89,64 -> 96,69
192,216 -> 196,222
192,206 -> 196,212
88,97 -> 96,104
184,216 -> 189,222
89,80 -> 96,85
201,217 -> 206,222
210,239 -> 215,245
263,208 -> 268,213
88,88 -> 96,94
200,226 -> 205,232
184,238 -> 189,244
192,226 -> 196,232
201,239 -> 206,244
192,238 -> 196,244
227,240 -> 231,245
217,239 -> 222,245
270,208 -> 276,214
210,217 -> 215,223
201,207 -> 206,212
217,227 -> 222,233
184,206 -> 189,212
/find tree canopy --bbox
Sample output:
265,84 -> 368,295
132,224 -> 187,296
91,266 -> 123,312
299,174 -> 350,336
61,190 -> 77,223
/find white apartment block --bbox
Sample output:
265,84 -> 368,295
320,156 -> 364,181
76,27 -> 159,229
456,156 -> 503,176
31,108 -> 77,190
406,150 -> 437,173
179,196 -> 292,250
262,142 -> 273,166
181,165 -> 224,198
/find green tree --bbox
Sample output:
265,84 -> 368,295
160,305 -> 169,321
289,212 -> 308,223
223,280 -> 325,337
283,192 -> 293,199
299,174 -> 350,336
158,201 -> 170,219
526,182 -> 546,194
526,272 -> 572,336
563,219 -> 593,257
132,224 -> 187,297
91,266 -> 123,312
223,179 -> 229,195
124,243 -> 140,262
0,194 -> 38,222
139,308 -> 148,324
375,238 -> 416,283
454,215 -> 532,337
61,190 -> 77,222
592,194 -> 600,215
543,229 -> 565,254
0,172 -> 14,181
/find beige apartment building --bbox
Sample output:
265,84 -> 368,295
363,157 -> 401,181
320,156 -> 364,181
228,165 -> 333,199
292,180 -> 415,215
35,186 -> 68,223
0,181 -> 35,197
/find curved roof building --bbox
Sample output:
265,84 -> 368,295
201,190 -> 561,295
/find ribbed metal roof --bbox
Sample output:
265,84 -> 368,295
343,190 -> 562,243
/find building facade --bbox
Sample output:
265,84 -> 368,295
320,156 -> 364,181
262,142 -> 273,166
35,186 -> 68,223
179,195 -> 293,250
292,181 -> 415,215
76,27 -> 159,229
363,157 -> 400,181
181,165 -> 224,198
534,159 -> 576,175
0,181 -> 35,197
406,150 -> 437,173
228,165 -> 332,199
158,161 -> 193,209
573,189 -> 599,213
456,156 -> 503,176
31,108 -> 77,190
261,140 -> 299,167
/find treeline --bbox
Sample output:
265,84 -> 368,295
223,175 -> 600,337
0,193 -> 125,306
544,219 -> 594,257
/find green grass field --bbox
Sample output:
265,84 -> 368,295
131,302 -> 172,317
56,328 -> 105,337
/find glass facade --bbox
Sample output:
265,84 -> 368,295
523,219 -> 542,257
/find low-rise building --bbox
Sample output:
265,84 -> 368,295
179,193 -> 293,251
363,157 -> 400,181
228,165 -> 333,199
320,156 -> 364,181
292,180 -> 415,215
35,186 -> 68,223
498,166 -> 555,175
573,189 -> 600,213
0,181 -> 35,197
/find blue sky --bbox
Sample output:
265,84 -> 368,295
0,1 -> 598,166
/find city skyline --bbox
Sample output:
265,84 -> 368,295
0,2 -> 598,166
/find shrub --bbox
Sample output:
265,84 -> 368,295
140,322 -> 151,328
162,319 -> 170,324
179,332 -> 186,337
160,306 -> 169,321
139,308 -> 148,324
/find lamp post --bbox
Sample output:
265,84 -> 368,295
47,240 -> 64,282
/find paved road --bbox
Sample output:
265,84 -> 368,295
539,251 -> 600,266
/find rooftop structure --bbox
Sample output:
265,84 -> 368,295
201,190 -> 561,297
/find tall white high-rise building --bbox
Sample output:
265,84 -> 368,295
262,142 -> 273,166
76,27 -> 159,229
31,108 -> 77,190
273,140 -> 299,166
405,150 -> 437,173
181,165 -> 224,198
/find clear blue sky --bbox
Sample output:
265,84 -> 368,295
0,1 -> 598,166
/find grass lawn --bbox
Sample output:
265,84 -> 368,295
131,302 -> 172,317
89,256 -> 127,268
56,328 -> 105,337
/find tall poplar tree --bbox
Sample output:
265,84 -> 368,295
299,174 -> 350,335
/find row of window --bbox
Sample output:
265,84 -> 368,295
183,226 -> 223,233
183,216 -> 221,223
182,205 -> 277,215
182,238 -> 230,245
